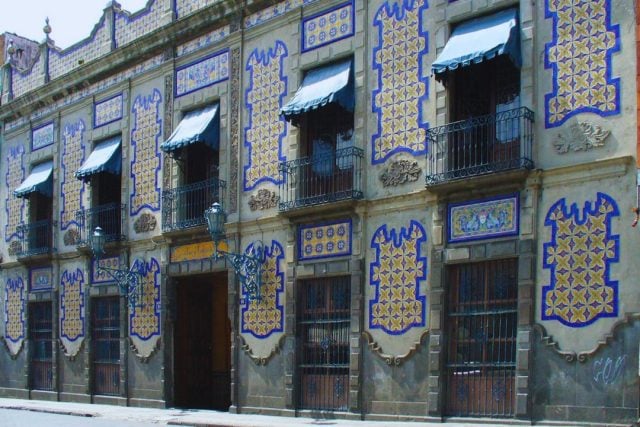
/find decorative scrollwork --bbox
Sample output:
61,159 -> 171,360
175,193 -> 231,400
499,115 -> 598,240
380,159 -> 421,187
554,121 -> 610,154
238,334 -> 285,365
362,330 -> 429,366
134,213 -> 157,233
248,189 -> 279,211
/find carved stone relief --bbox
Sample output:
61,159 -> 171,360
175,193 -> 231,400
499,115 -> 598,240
380,159 -> 422,187
248,189 -> 279,211
554,121 -> 610,153
63,228 -> 80,246
134,213 -> 157,233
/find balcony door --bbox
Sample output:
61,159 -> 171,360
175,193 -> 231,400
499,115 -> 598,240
91,172 -> 122,241
449,56 -> 520,172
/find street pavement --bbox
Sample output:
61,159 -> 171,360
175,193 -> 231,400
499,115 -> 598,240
0,397 -> 619,427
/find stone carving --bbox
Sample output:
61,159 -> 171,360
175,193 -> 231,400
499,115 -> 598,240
362,330 -> 429,366
134,213 -> 157,233
7,241 -> 22,256
248,189 -> 279,211
63,228 -> 80,246
554,121 -> 611,153
229,47 -> 240,213
238,334 -> 285,365
380,159 -> 422,187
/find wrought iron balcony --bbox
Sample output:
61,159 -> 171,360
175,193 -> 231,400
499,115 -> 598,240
425,107 -> 534,186
17,219 -> 55,258
162,176 -> 225,232
76,203 -> 126,246
278,146 -> 364,212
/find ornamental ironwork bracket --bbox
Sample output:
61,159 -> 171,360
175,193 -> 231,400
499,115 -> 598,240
214,246 -> 263,302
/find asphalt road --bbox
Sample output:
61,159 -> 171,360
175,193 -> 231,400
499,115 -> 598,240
0,408 -> 162,427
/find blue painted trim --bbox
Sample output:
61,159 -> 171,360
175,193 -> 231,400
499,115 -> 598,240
174,49 -> 230,98
60,269 -> 85,342
243,41 -> 288,191
5,144 -> 26,242
301,1 -> 355,53
129,89 -> 163,216
543,0 -> 621,128
447,192 -> 520,244
29,266 -> 53,292
368,220 -> 427,335
31,121 -> 55,151
129,257 -> 161,340
4,276 -> 25,343
371,0 -> 429,165
240,240 -> 285,339
297,218 -> 353,261
541,193 -> 620,327
93,93 -> 124,129
60,120 -> 86,230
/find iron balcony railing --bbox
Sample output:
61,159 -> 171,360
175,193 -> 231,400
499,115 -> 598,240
425,107 -> 534,185
17,219 -> 54,258
76,203 -> 126,246
279,146 -> 364,212
162,176 -> 225,232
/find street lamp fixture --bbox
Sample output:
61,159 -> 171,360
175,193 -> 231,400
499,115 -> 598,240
90,226 -> 144,309
205,202 -> 263,301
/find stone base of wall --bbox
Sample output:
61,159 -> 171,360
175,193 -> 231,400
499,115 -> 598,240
535,405 -> 637,426
128,398 -> 165,408
30,390 -> 57,401
0,388 -> 29,399
233,406 -> 295,417
369,400 -> 429,419
365,413 -> 438,423
93,395 -> 127,406
59,392 -> 91,404
296,409 -> 361,421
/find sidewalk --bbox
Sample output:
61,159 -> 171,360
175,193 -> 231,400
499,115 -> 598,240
0,397 -> 592,427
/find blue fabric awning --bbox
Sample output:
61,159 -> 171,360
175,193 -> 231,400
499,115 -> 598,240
161,103 -> 220,153
75,136 -> 122,181
14,160 -> 53,198
431,8 -> 520,78
281,59 -> 354,121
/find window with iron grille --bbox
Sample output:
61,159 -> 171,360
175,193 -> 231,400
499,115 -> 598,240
29,302 -> 53,391
92,297 -> 120,396
445,259 -> 518,417
297,276 -> 350,411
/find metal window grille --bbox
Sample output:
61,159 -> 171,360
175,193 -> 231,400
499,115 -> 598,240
445,259 -> 518,417
29,302 -> 53,391
92,297 -> 120,396
297,276 -> 351,411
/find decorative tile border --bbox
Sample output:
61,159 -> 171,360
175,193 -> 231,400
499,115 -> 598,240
176,26 -> 230,57
175,49 -> 230,97
60,268 -> 86,358
298,219 -> 352,261
92,255 -> 126,284
31,122 -> 55,151
176,0 -> 221,19
302,1 -> 355,53
4,276 -> 25,357
129,257 -> 161,360
30,266 -> 53,291
60,120 -> 86,231
448,193 -> 519,243
94,93 -> 124,128
244,0 -> 320,29
4,144 -> 25,243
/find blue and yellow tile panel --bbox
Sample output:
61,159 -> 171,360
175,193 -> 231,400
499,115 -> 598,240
448,193 -> 519,243
542,193 -> 620,327
30,267 -> 53,291
92,255 -> 126,284
302,1 -> 355,53
5,145 -> 25,243
241,241 -> 285,338
369,220 -> 427,335
60,269 -> 85,343
60,120 -> 86,230
94,93 -> 124,128
298,219 -> 352,261
32,122 -> 55,151
243,41 -> 288,190
129,258 -> 161,341
371,0 -> 428,164
175,50 -> 230,97
544,0 -> 620,128
4,276 -> 25,346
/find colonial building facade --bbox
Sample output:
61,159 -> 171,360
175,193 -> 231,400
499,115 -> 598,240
0,0 -> 638,425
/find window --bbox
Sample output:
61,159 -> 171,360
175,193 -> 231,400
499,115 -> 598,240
445,259 -> 518,417
29,302 -> 53,391
297,276 -> 350,411
92,297 -> 120,396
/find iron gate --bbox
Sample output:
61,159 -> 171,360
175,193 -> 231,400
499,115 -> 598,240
92,297 -> 120,396
445,259 -> 518,417
29,302 -> 53,390
297,276 -> 350,411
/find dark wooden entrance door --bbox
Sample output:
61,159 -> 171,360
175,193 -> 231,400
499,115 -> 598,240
174,273 -> 230,410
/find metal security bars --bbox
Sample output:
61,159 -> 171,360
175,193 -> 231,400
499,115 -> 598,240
279,147 -> 364,211
297,276 -> 351,411
76,203 -> 126,245
17,220 -> 54,258
92,297 -> 120,396
29,302 -> 53,391
426,107 -> 534,185
445,259 -> 518,417
162,177 -> 225,232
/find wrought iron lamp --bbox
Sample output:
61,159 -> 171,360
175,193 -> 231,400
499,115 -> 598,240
205,202 -> 263,301
90,226 -> 144,309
